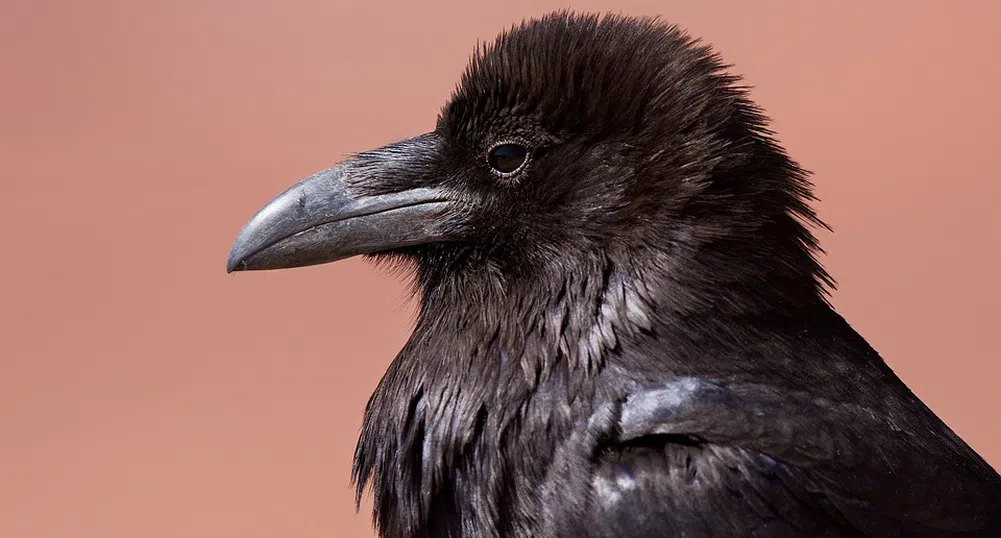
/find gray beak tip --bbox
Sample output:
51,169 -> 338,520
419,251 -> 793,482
225,256 -> 242,274
226,226 -> 257,273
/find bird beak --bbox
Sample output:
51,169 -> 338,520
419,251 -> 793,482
226,134 -> 462,273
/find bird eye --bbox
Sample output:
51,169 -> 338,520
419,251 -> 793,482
487,143 -> 529,175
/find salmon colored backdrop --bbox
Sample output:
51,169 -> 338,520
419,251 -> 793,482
2,1 -> 999,536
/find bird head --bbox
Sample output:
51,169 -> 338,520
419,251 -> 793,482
227,11 -> 831,314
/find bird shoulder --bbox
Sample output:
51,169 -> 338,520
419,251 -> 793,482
535,376 -> 1001,537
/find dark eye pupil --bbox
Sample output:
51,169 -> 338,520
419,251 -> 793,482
488,143 -> 528,174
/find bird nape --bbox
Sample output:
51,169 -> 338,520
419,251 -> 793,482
226,10 -> 1001,538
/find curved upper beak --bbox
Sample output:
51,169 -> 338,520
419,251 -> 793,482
226,134 -> 463,273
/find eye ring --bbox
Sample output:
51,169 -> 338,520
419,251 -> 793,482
486,141 -> 531,177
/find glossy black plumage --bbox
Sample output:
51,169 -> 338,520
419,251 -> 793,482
227,10 -> 1001,538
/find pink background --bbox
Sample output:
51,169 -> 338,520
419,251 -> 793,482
3,1 -> 999,536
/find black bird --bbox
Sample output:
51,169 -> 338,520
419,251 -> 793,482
226,11 -> 1001,538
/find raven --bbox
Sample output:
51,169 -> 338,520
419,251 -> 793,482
226,11 -> 1001,538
